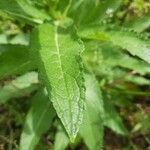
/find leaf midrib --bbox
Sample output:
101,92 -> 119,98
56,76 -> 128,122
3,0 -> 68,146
54,25 -> 73,135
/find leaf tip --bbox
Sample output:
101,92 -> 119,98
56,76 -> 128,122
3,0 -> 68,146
69,136 -> 76,143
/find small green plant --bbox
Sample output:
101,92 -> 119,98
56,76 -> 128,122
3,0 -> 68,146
0,0 -> 150,149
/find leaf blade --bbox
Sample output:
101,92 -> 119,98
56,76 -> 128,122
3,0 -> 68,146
79,25 -> 150,63
0,72 -> 38,104
80,74 -> 104,150
69,0 -> 122,26
103,93 -> 128,135
54,126 -> 69,150
0,0 -> 50,24
30,23 -> 85,140
83,41 -> 150,75
19,89 -> 55,150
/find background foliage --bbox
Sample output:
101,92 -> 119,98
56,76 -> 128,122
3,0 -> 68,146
0,0 -> 150,150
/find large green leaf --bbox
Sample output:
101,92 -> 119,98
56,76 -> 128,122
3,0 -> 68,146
0,45 -> 32,79
0,72 -> 38,104
20,89 -> 55,150
79,25 -> 150,63
0,0 -> 50,24
30,23 -> 85,141
80,74 -> 104,150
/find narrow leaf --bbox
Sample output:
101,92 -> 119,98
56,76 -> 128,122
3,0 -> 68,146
0,0 -> 50,24
69,0 -> 122,25
30,23 -> 85,141
103,93 -> 128,135
83,41 -> 150,75
20,89 -> 55,150
79,25 -> 150,63
54,126 -> 69,150
0,72 -> 38,103
125,75 -> 150,86
80,74 -> 104,150
125,16 -> 150,33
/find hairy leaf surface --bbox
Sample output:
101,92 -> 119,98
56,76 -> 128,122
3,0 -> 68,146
30,23 -> 85,140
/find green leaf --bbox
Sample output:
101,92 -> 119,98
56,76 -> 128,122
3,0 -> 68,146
83,41 -> 150,75
9,33 -> 29,45
0,45 -> 33,79
69,0 -> 122,26
30,23 -> 85,141
80,74 -> 104,150
20,89 -> 55,150
125,16 -> 150,33
95,0 -> 122,21
55,0 -> 71,15
79,25 -> 150,63
54,125 -> 69,150
0,33 -> 29,45
0,0 -> 50,24
109,29 -> 150,64
0,34 -> 8,44
0,72 -> 38,104
103,93 -> 128,135
69,0 -> 101,25
125,75 -> 150,86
